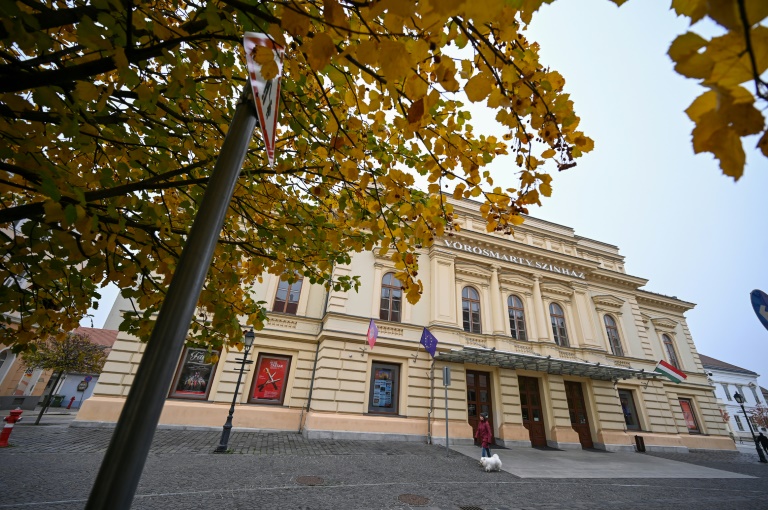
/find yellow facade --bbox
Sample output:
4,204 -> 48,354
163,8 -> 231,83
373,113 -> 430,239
78,198 -> 734,453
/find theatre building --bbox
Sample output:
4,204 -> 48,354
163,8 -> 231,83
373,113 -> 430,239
77,198 -> 734,453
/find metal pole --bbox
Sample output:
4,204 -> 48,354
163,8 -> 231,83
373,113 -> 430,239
444,384 -> 449,456
740,402 -> 768,463
215,346 -> 252,452
85,83 -> 258,510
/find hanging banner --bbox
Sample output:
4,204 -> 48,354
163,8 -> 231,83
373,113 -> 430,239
243,32 -> 285,167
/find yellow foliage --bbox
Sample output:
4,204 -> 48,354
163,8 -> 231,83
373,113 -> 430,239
666,0 -> 767,180
0,0 -> 604,349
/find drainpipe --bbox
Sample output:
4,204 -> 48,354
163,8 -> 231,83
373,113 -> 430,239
298,263 -> 333,434
428,359 -> 435,444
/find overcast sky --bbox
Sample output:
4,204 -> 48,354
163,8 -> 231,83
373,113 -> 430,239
519,1 -> 768,377
84,1 -> 768,382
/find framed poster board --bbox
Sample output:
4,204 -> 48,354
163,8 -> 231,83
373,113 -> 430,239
367,362 -> 400,415
169,348 -> 220,400
249,353 -> 292,405
679,398 -> 701,434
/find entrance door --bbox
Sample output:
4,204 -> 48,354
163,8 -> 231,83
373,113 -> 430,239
518,376 -> 547,447
466,370 -> 493,444
564,381 -> 593,449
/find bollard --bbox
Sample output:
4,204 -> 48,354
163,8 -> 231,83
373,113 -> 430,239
0,408 -> 23,447
67,397 -> 76,410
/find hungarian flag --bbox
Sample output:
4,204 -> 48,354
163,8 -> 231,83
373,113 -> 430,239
654,360 -> 687,383
420,328 -> 439,357
367,319 -> 378,349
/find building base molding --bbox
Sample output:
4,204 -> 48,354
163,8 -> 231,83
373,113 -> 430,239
547,440 -> 582,450
76,396 -> 304,431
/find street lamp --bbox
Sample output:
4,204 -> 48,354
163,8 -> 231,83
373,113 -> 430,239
214,327 -> 255,453
733,391 -> 767,463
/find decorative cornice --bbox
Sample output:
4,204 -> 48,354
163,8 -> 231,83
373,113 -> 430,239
592,294 -> 626,311
636,291 -> 695,313
650,317 -> 678,332
499,273 -> 534,288
540,282 -> 573,297
455,263 -> 492,279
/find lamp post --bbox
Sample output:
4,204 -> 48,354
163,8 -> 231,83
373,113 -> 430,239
733,391 -> 767,463
214,328 -> 255,453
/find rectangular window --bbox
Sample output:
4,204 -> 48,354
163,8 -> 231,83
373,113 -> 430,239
679,398 -> 701,434
169,348 -> 220,400
618,389 -> 641,431
722,384 -> 732,401
735,415 -> 745,431
368,362 -> 400,415
249,353 -> 292,405
736,385 -> 746,402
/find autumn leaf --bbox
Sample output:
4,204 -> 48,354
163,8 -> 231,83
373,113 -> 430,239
407,98 -> 424,124
306,33 -> 337,70
465,73 -> 493,102
282,4 -> 310,36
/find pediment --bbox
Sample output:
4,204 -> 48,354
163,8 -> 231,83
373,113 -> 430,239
592,294 -> 626,311
650,317 -> 678,331
540,282 -> 573,296
455,263 -> 491,279
499,272 -> 534,288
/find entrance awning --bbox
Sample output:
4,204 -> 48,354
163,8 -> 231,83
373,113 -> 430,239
434,346 -> 657,381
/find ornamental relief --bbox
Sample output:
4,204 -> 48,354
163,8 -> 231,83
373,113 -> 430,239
379,326 -> 403,337
268,318 -> 298,329
466,336 -> 487,348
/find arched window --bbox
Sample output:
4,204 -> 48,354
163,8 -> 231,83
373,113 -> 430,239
507,295 -> 527,341
604,315 -> 624,356
662,334 -> 680,369
462,287 -> 482,333
379,272 -> 402,322
549,302 -> 568,347
273,275 -> 303,314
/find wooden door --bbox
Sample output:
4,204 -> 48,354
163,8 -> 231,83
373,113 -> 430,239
564,381 -> 594,449
466,370 -> 493,444
518,376 -> 547,447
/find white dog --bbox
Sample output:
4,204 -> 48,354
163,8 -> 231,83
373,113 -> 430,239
480,453 -> 502,472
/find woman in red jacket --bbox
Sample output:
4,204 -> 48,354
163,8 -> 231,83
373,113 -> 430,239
475,412 -> 492,458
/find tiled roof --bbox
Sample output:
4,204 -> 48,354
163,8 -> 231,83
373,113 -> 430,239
72,327 -> 118,349
699,354 -> 758,376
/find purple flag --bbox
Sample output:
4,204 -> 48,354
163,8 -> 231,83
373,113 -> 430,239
367,319 -> 379,349
420,328 -> 439,357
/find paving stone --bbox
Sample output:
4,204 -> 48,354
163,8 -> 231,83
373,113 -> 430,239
2,426 -> 768,509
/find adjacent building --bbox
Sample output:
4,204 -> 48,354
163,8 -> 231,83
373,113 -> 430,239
701,354 -> 765,442
0,326 -> 118,410
77,197 -> 734,452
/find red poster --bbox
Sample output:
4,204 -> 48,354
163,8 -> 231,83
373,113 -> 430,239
252,355 -> 290,402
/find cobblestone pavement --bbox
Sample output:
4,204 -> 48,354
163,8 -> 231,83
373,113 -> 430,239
2,425 -> 768,509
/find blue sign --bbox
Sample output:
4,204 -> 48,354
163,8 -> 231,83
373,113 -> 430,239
751,289 -> 768,332
84,375 -> 93,382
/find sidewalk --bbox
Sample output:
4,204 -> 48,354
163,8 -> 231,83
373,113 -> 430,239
1,426 -> 767,509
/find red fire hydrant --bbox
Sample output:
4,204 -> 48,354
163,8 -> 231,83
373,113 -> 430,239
0,408 -> 23,447
67,397 -> 76,410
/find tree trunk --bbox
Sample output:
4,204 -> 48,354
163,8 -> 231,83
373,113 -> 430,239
35,370 -> 63,425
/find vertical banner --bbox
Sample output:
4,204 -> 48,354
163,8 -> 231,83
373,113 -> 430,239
243,32 -> 285,167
